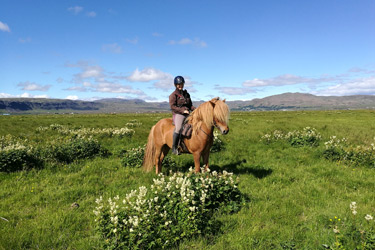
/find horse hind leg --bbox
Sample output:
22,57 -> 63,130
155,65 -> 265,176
155,145 -> 170,174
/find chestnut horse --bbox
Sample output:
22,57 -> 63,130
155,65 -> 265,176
143,97 -> 230,174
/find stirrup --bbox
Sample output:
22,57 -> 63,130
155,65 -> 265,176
172,147 -> 180,155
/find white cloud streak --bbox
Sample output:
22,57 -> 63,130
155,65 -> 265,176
168,38 -> 207,48
102,43 -> 123,54
314,77 -> 375,96
67,6 -> 83,14
17,81 -> 51,91
86,11 -> 97,17
0,21 -> 10,32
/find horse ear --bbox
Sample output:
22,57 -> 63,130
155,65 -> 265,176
210,97 -> 219,104
223,99 -> 226,103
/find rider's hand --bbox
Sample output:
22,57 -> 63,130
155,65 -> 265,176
184,110 -> 190,114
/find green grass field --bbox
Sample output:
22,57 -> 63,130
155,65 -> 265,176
1,110 -> 375,249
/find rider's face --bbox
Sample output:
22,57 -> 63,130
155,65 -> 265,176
176,83 -> 184,90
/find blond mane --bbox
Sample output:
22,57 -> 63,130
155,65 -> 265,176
186,97 -> 230,135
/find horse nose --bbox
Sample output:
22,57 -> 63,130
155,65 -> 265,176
223,127 -> 229,135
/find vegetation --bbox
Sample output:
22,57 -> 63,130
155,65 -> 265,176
1,110 -> 375,249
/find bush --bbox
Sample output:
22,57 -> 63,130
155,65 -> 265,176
323,136 -> 375,168
211,130 -> 225,152
0,135 -> 43,172
94,169 -> 244,249
44,137 -> 109,163
261,127 -> 321,147
0,148 -> 42,172
122,146 -> 178,169
122,146 -> 145,168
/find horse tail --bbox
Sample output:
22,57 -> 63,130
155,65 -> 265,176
143,125 -> 156,172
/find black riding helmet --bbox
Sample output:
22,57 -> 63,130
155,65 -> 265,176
174,76 -> 185,86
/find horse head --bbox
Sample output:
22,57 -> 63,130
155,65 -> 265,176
209,97 -> 230,135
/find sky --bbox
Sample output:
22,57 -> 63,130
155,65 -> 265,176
1,0 -> 375,102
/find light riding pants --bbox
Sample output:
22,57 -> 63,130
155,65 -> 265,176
173,114 -> 186,133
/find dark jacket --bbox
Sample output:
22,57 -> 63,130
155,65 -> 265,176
169,89 -> 196,115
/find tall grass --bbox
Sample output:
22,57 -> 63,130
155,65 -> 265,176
1,110 -> 375,249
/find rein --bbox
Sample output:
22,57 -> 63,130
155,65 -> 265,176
200,120 -> 218,139
200,127 -> 214,138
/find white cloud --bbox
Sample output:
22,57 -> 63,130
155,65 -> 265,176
65,86 -> 88,92
19,37 -> 31,43
20,93 -> 49,98
86,11 -> 97,17
0,93 -> 13,98
17,81 -> 51,91
68,6 -> 83,14
125,37 -> 139,44
218,87 -> 255,95
102,43 -> 123,54
168,38 -> 207,48
94,82 -> 145,94
152,32 -> 163,37
313,77 -> 375,96
0,21 -> 10,32
66,95 -> 79,100
127,67 -> 173,83
243,74 -> 316,87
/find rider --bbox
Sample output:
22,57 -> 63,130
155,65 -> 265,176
169,76 -> 196,155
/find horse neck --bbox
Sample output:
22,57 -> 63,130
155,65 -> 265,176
199,122 -> 214,138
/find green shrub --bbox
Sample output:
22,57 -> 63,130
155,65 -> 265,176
323,136 -> 375,168
211,130 -> 225,152
0,148 -> 42,172
0,135 -> 43,172
94,169 -> 244,249
261,127 -> 321,147
122,145 -> 178,169
121,146 -> 145,168
44,137 -> 109,163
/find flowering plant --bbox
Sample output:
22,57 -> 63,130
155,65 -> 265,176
211,130 -> 225,152
37,124 -> 135,138
324,136 -> 375,168
327,202 -> 375,249
0,135 -> 42,172
261,127 -> 321,147
94,169 -> 244,249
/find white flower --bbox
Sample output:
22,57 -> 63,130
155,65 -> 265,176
365,214 -> 373,221
350,201 -> 357,215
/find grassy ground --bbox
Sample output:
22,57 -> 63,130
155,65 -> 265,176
1,110 -> 375,249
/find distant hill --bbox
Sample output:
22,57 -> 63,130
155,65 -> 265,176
235,93 -> 375,111
1,93 -> 375,114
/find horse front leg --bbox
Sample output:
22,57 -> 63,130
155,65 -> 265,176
193,152 -> 201,173
201,150 -> 210,171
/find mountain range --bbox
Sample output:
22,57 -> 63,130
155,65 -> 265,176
1,93 -> 375,114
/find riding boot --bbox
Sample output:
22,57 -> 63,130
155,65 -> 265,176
172,132 -> 180,155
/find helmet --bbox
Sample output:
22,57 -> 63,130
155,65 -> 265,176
174,76 -> 185,86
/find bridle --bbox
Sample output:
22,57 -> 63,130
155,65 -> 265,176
200,120 -> 220,139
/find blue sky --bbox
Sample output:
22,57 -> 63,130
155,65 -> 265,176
1,0 -> 374,102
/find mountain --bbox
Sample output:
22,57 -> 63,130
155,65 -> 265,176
236,93 -> 375,111
1,93 -> 375,114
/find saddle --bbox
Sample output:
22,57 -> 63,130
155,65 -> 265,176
175,120 -> 193,154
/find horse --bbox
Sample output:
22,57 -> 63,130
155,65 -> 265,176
142,97 -> 230,174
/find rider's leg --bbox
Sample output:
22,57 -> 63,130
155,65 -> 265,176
172,114 -> 185,155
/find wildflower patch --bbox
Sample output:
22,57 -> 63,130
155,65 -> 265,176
323,136 -> 375,168
94,169 -> 244,249
326,201 -> 375,249
37,124 -> 135,138
261,127 -> 321,147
